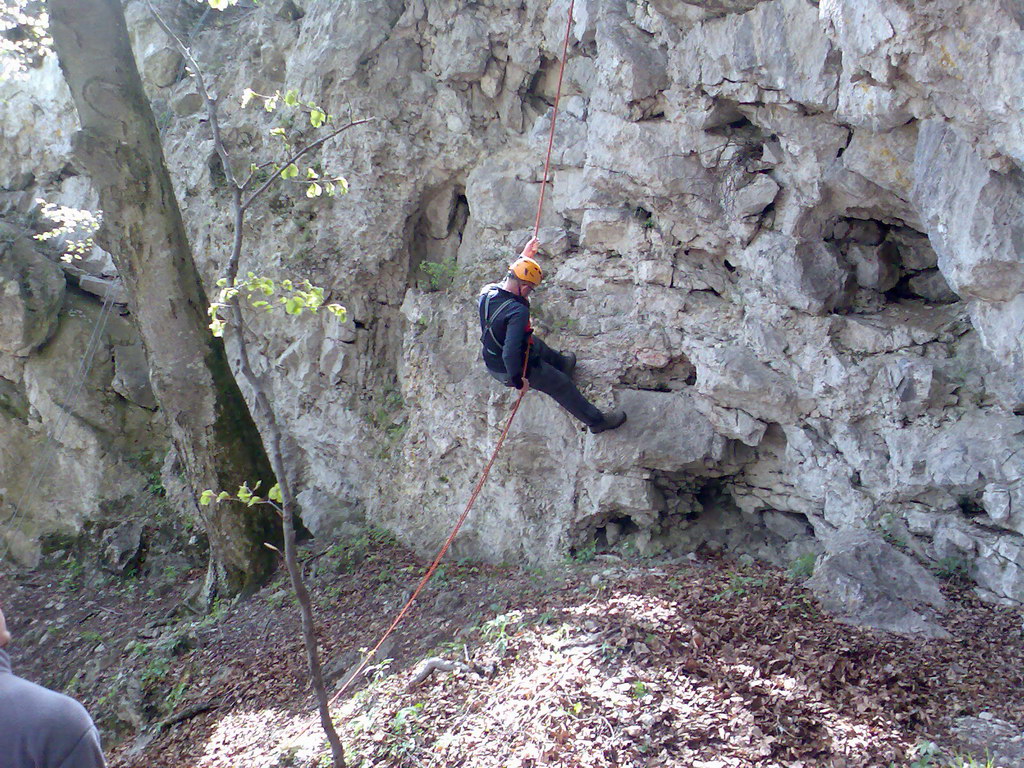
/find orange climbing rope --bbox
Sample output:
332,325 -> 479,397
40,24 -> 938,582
323,1 -> 576,712
533,0 -> 576,239
329,376 -> 529,703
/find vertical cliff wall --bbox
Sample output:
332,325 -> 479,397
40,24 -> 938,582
2,0 -> 1022,604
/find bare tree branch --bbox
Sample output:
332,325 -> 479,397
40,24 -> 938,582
146,0 -> 239,190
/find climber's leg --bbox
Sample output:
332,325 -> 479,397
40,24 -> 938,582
527,358 -> 603,427
529,336 -> 575,376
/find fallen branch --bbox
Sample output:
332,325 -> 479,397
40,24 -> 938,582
157,698 -> 225,731
406,658 -> 471,691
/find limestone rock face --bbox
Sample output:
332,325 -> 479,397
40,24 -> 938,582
0,258 -> 167,565
3,0 -> 1024,610
0,230 -> 65,357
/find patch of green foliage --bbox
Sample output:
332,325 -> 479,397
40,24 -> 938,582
713,572 -> 766,601
420,257 -> 460,291
934,556 -> 971,585
787,552 -> 816,580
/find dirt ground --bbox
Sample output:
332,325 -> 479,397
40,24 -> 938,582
2,529 -> 1022,768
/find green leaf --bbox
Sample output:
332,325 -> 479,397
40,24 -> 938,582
325,181 -> 336,196
306,167 -> 319,179
327,304 -> 347,320
216,277 -> 228,287
270,127 -> 287,138
280,163 -> 299,179
251,300 -> 270,309
306,182 -> 323,198
199,490 -> 215,506
309,108 -> 326,128
216,491 -> 232,502
336,176 -> 349,195
240,87 -> 255,107
285,297 -> 300,315
268,484 -> 283,503
284,89 -> 299,107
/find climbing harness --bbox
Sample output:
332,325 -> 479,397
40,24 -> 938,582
292,1 -> 578,743
0,285 -> 120,564
478,290 -> 517,356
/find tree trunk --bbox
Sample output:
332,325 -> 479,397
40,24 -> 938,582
47,0 -> 279,596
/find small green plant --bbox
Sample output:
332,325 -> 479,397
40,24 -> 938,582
420,257 -> 460,290
788,553 -> 816,580
59,557 -> 85,590
934,556 -> 971,584
713,573 -> 766,601
386,702 -> 425,760
569,540 -> 598,564
194,598 -> 229,630
533,611 -> 556,626
127,640 -> 150,657
898,741 -> 999,768
561,701 -> 584,718
144,469 -> 165,497
164,679 -> 189,713
630,680 -> 650,699
367,387 -> 408,459
480,611 -> 523,654
141,656 -> 171,688
79,630 -> 104,646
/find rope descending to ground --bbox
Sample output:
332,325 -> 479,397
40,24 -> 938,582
331,384 -> 529,702
325,2 -> 576,708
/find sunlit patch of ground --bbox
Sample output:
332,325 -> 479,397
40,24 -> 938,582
5,537 -> 1022,767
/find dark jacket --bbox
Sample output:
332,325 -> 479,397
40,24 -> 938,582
0,648 -> 106,768
478,283 -> 532,388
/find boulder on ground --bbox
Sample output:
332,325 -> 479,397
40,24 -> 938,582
953,715 -> 1024,768
807,528 -> 950,638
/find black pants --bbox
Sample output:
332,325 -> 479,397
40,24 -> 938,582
488,337 -> 603,427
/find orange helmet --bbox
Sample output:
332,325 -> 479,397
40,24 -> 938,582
509,256 -> 543,286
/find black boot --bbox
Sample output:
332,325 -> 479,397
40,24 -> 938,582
590,410 -> 626,434
561,351 -> 576,377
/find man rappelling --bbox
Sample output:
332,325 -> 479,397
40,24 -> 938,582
478,238 -> 627,434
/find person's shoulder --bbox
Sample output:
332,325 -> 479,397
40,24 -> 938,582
6,674 -> 95,730
478,282 -> 501,296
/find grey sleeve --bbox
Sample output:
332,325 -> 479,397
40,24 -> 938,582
56,725 -> 106,768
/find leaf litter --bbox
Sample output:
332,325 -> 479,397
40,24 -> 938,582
3,537 -> 1022,768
